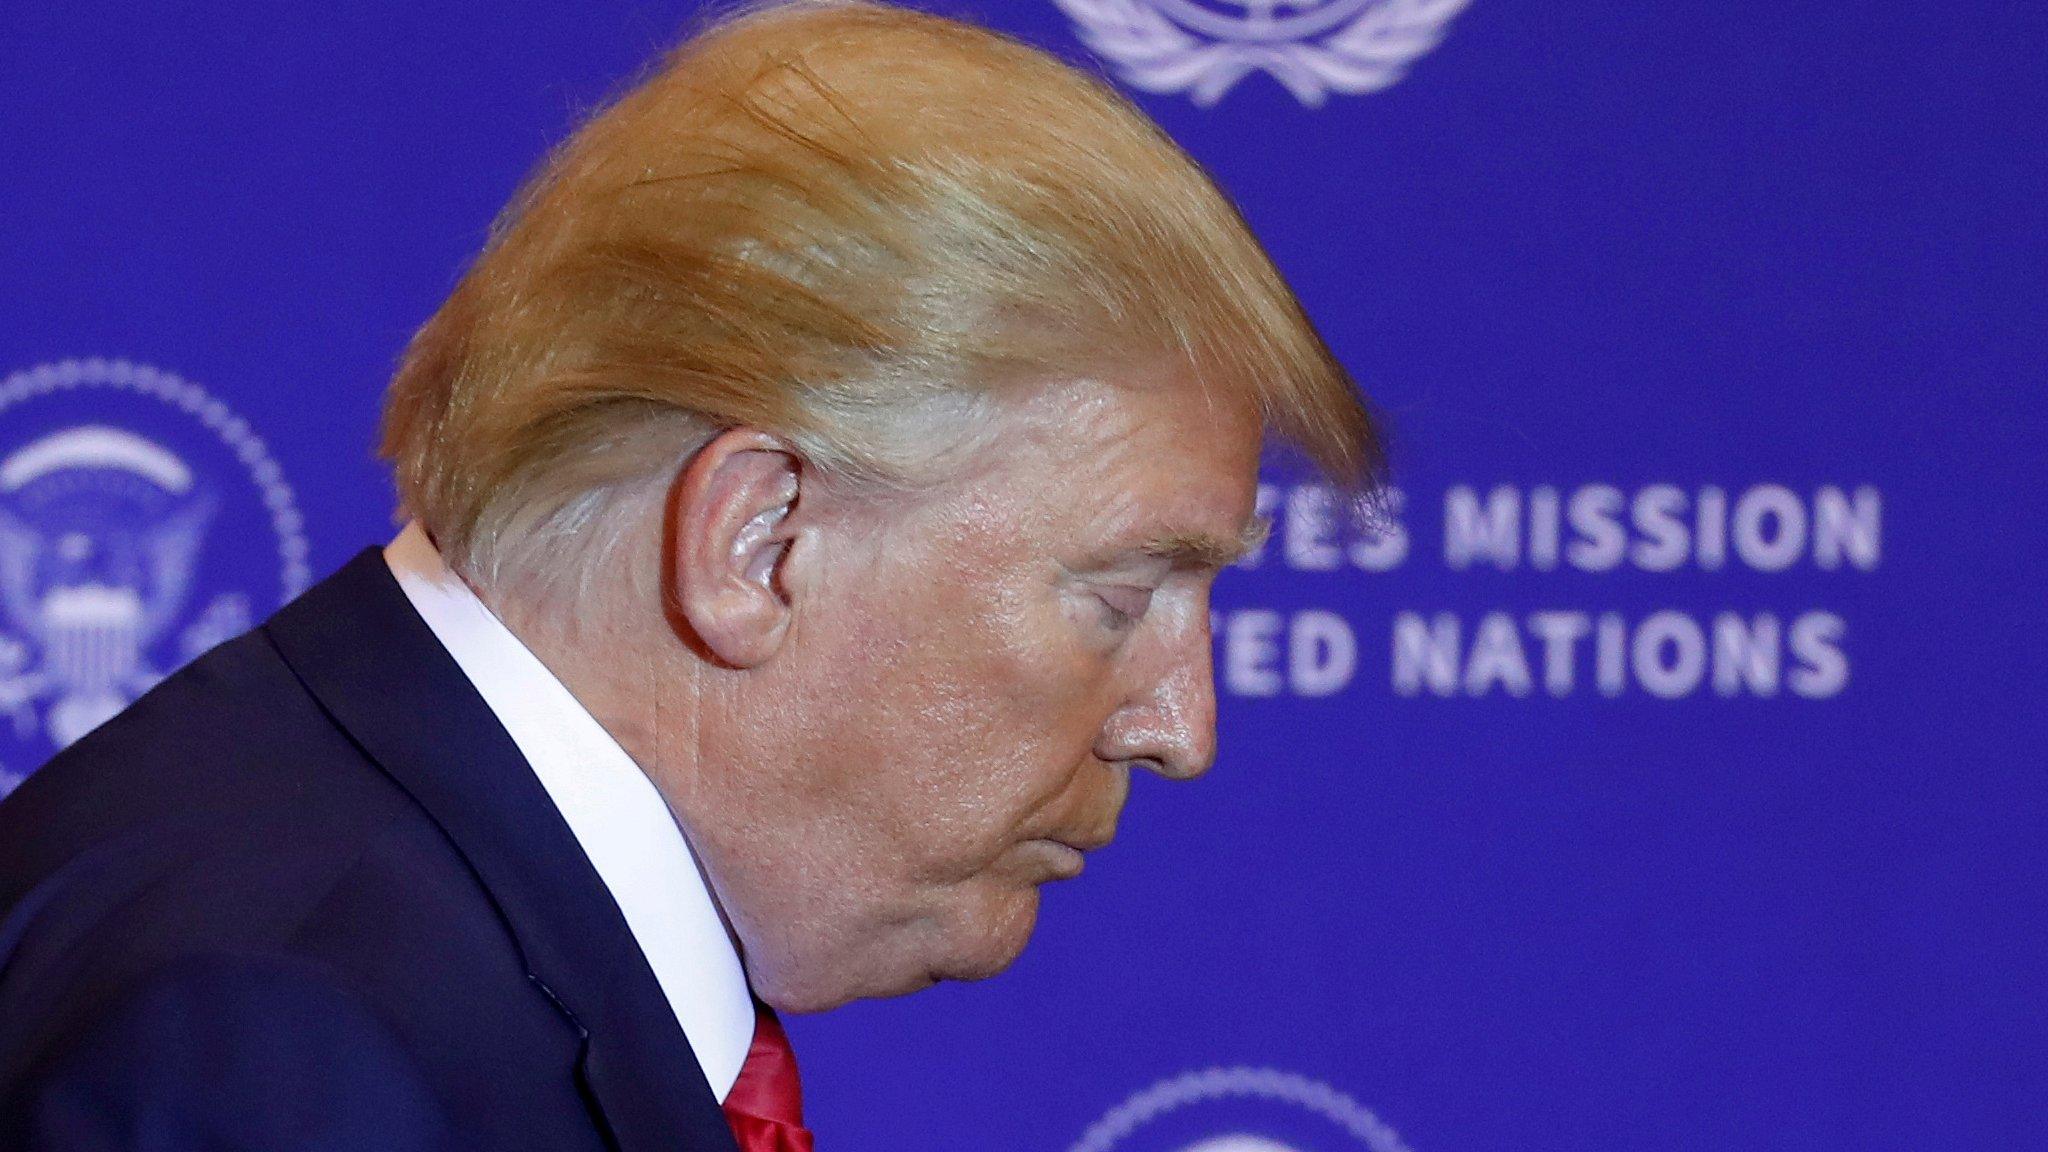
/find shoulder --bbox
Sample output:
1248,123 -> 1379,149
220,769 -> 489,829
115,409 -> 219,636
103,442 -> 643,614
0,623 -> 400,882
0,564 -> 629,1150
0,625 -> 552,1092
0,625 -> 432,964
0,952 -> 455,1152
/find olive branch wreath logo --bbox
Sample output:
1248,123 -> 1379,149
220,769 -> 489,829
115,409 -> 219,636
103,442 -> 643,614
1052,0 -> 1472,107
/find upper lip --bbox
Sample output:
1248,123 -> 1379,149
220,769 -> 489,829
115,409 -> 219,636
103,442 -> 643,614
1049,829 -> 1114,854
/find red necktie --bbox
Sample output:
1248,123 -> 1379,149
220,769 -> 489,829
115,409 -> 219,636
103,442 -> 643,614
722,1007 -> 814,1152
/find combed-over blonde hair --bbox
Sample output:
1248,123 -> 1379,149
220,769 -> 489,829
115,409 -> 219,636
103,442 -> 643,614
381,0 -> 1382,589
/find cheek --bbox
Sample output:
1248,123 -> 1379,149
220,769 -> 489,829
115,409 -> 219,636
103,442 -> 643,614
823,576 -> 1112,863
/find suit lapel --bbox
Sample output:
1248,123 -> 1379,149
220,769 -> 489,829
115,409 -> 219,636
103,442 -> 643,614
264,548 -> 742,1152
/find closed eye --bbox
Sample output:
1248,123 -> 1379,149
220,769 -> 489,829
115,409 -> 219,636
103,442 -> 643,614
1095,585 -> 1154,630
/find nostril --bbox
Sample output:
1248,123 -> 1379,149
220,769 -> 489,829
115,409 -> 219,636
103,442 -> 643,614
1135,755 -> 1208,782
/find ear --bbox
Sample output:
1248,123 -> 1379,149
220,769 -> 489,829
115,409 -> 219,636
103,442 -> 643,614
667,428 -> 805,669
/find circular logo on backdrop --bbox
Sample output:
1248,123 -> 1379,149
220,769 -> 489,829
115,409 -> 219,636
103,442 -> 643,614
1069,1068 -> 1412,1152
1052,0 -> 1471,107
0,359 -> 311,795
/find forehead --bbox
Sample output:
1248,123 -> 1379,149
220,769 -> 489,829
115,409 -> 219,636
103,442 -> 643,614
972,371 -> 1264,557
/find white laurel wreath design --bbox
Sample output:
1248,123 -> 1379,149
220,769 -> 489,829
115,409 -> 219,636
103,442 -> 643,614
1053,0 -> 1472,107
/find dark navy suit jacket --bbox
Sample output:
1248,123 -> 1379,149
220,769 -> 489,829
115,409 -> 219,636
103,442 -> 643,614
0,549 -> 744,1152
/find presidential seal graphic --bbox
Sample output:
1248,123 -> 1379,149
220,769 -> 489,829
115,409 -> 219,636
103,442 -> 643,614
1069,1067 -> 1412,1152
1053,0 -> 1471,107
0,359 -> 310,796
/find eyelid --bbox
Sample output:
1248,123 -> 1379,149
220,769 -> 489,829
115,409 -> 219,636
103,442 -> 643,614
1096,584 -> 1155,621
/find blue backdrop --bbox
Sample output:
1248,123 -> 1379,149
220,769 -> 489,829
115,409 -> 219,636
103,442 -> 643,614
4,1 -> 2043,1149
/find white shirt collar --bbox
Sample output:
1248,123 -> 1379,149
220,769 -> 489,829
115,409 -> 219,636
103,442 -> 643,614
383,522 -> 755,1102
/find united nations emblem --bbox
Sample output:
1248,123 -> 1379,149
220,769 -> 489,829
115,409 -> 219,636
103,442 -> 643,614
1069,1067 -> 1412,1152
1052,0 -> 1471,107
0,359 -> 310,795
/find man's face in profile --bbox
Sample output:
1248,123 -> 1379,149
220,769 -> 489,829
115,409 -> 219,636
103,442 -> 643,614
686,371 -> 1265,1011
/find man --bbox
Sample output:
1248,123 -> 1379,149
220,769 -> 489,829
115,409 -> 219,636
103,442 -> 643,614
0,1 -> 1381,1149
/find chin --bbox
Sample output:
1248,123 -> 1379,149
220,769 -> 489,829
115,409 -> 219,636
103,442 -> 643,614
744,883 -> 1044,1012
934,881 -> 1041,982
752,948 -> 972,1014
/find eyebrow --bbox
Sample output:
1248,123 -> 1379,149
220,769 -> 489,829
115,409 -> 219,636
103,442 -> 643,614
1138,515 -> 1272,570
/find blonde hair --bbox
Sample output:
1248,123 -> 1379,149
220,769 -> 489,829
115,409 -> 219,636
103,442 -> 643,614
380,0 -> 1382,590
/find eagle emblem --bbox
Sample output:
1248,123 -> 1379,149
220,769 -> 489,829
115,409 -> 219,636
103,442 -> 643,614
0,359 -> 310,794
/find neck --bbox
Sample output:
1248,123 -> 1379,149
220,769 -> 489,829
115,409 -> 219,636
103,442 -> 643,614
481,572 -> 750,950
464,544 -> 701,805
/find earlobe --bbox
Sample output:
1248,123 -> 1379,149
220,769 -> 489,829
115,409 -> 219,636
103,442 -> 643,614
667,428 -> 805,669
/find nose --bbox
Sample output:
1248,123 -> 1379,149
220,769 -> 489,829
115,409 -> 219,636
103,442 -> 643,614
1096,616 -> 1219,782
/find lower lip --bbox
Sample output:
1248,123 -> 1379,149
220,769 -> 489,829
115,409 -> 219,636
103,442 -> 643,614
1036,840 -> 1086,880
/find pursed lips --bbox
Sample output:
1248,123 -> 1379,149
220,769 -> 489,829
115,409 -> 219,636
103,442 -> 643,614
1056,764 -> 1130,855
1031,838 -> 1088,880
1050,827 -> 1115,854
1031,767 -> 1128,876
1033,824 -> 1116,880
